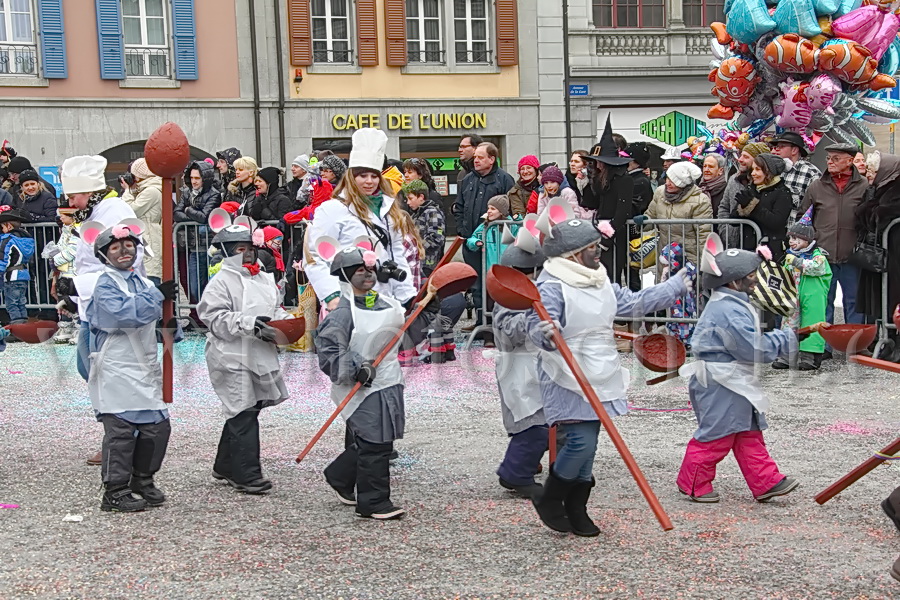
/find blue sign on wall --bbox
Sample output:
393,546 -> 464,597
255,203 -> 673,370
569,84 -> 589,97
38,166 -> 63,198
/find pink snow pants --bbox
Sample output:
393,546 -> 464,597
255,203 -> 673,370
676,431 -> 785,498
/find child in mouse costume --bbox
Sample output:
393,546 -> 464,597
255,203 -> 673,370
676,233 -> 801,503
526,218 -> 692,537
198,215 -> 294,495
494,229 -> 548,499
316,245 -> 439,520
82,219 -> 177,513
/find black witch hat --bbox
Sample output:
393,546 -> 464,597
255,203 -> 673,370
583,115 -> 631,166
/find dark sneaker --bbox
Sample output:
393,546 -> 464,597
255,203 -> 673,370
680,488 -> 720,503
891,555 -> 900,582
756,477 -> 799,502
324,475 -> 356,506
499,477 -> 543,499
771,358 -> 790,370
357,505 -> 406,520
231,478 -> 273,495
130,476 -> 166,506
822,350 -> 834,360
211,470 -> 230,482
798,352 -> 820,371
101,486 -> 148,513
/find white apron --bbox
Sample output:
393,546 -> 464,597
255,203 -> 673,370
496,349 -> 543,422
330,293 -> 405,421
540,281 -> 630,402
87,270 -> 164,414
678,290 -> 769,413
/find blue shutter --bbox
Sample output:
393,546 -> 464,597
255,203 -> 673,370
171,0 -> 198,80
95,0 -> 124,79
37,0 -> 67,79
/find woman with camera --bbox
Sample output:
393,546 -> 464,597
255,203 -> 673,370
303,128 -> 416,312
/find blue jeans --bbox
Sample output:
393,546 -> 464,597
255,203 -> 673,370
554,421 -> 601,483
2,280 -> 28,322
826,263 -> 864,327
76,320 -> 91,382
187,251 -> 209,302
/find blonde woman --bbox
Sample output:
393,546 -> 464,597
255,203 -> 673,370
224,156 -> 258,214
304,128 -> 417,311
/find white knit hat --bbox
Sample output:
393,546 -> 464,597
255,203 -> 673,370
61,155 -> 108,194
666,161 -> 702,188
349,128 -> 388,172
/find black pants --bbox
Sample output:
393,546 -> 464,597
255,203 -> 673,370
462,246 -> 484,322
325,433 -> 394,515
601,236 -> 628,287
101,415 -> 171,487
214,403 -> 263,485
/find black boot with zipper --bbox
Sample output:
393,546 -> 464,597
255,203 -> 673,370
565,477 -> 601,537
532,468 -> 574,533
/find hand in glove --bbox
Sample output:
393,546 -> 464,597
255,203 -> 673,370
155,279 -> 177,302
41,241 -> 60,260
253,316 -> 280,343
475,240 -> 484,248
356,361 -> 377,387
783,254 -> 796,267
0,327 -> 9,340
735,187 -> 754,208
678,264 -> 696,289
537,319 -> 562,349
632,214 -> 648,227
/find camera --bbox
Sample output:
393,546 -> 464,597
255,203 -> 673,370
120,172 -> 135,187
376,260 -> 407,283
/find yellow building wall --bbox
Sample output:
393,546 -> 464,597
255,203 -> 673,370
290,0 -> 520,100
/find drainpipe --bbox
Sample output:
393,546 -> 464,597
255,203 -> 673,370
248,0 -> 263,160
562,0 -> 573,157
273,0 -> 287,168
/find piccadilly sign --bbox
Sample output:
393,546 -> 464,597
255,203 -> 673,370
332,113 -> 488,131
639,111 -> 707,147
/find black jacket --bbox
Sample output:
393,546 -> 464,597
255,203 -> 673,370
732,178 -> 793,260
452,164 -> 516,238
174,161 -> 222,225
628,169 -> 653,217
581,169 -> 634,241
248,186 -> 295,222
17,188 -> 57,222
226,180 -> 257,213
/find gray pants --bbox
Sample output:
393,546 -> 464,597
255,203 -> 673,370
101,415 -> 171,487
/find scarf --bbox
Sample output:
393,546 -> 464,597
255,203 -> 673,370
272,247 -> 284,272
73,188 -> 113,223
366,191 -> 384,216
755,175 -> 782,191
787,240 -> 816,260
244,263 -> 260,276
543,256 -> 608,288
664,184 -> 694,204
517,177 -> 538,193
700,172 -> 727,199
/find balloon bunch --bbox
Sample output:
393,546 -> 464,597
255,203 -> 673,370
682,127 -> 753,166
708,0 -> 900,148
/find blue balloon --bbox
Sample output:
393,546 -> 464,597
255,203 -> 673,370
748,116 -> 776,137
879,37 -> 900,76
726,0 -> 777,45
813,0 -> 838,15
833,0 -> 862,17
696,125 -> 714,139
772,0 -> 821,37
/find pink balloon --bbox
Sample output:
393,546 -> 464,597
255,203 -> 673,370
806,73 -> 840,112
776,80 -> 812,130
832,5 -> 900,60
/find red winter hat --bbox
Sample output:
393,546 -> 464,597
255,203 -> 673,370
220,201 -> 240,215
262,225 -> 283,242
312,178 -> 333,204
518,155 -> 540,171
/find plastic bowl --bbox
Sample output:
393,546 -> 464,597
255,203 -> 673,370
819,324 -> 877,355
429,262 -> 478,299
486,265 -> 542,311
633,333 -> 687,373
5,320 -> 59,344
268,317 -> 306,345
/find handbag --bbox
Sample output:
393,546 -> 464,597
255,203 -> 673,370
849,231 -> 887,273
749,260 -> 799,317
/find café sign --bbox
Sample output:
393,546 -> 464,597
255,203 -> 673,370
331,112 -> 487,131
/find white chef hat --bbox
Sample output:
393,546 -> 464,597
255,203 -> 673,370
348,128 -> 388,172
61,155 -> 108,194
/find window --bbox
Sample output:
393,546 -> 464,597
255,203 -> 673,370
684,0 -> 724,28
592,0 -> 665,28
0,0 -> 37,75
122,0 -> 170,77
406,0 -> 442,64
312,0 -> 351,63
453,0 -> 489,64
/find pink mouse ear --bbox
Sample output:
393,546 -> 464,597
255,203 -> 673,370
522,214 -> 540,238
546,197 -> 576,225
79,221 -> 106,246
353,235 -> 375,251
700,233 -> 723,276
117,218 -> 147,236
233,216 -> 256,230
208,208 -> 231,232
315,235 -> 341,261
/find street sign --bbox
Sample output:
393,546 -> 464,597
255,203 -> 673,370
38,166 -> 63,197
569,84 -> 589,97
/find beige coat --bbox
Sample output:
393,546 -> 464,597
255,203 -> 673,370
124,176 -> 163,279
644,185 -> 714,266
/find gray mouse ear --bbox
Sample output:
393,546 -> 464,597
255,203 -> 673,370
700,233 -> 723,276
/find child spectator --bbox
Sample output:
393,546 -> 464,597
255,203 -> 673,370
536,166 -> 593,221
465,194 -> 515,273
677,233 -> 800,503
45,204 -> 80,343
773,206 -> 832,371
0,207 -> 35,326
84,222 -> 176,512
401,179 -> 445,276
256,226 -> 286,278
395,210 -> 428,366
659,242 -> 697,348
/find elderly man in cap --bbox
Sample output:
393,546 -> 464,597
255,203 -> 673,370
769,132 -> 821,226
799,143 -> 868,344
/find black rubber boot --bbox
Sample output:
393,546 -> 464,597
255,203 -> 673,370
101,484 -> 148,513
130,473 -> 166,506
565,478 -> 601,537
531,468 -> 573,533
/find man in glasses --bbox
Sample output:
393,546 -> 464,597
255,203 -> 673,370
457,133 -> 483,189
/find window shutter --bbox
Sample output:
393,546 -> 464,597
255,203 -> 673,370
495,0 -> 518,66
95,0 -> 124,79
383,0 -> 406,66
171,0 -> 198,80
37,0 -> 67,79
287,0 -> 311,66
356,0 -> 378,66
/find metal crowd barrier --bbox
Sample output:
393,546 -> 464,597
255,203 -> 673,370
0,222 -> 61,310
874,217 -> 900,358
466,216 -> 762,348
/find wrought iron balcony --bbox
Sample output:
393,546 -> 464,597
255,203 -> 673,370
569,28 -> 714,76
125,47 -> 171,78
0,44 -> 38,76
